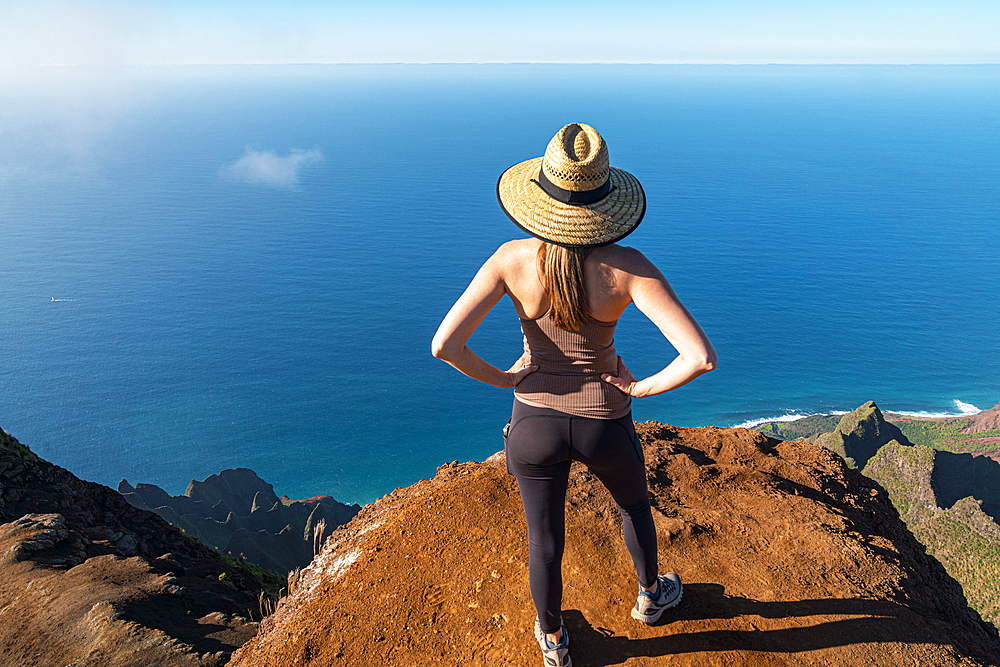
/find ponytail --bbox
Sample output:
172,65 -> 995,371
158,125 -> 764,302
537,243 -> 589,330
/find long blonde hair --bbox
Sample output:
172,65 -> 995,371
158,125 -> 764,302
537,243 -> 590,330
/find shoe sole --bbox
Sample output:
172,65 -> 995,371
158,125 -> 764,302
630,581 -> 683,625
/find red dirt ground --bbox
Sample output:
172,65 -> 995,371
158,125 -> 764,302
230,423 -> 1000,667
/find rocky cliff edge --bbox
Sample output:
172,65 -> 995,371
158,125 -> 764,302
231,423 -> 1000,667
0,428 -> 270,667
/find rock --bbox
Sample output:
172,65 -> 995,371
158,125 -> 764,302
0,513 -> 69,566
815,401 -> 912,468
114,533 -> 139,556
932,449 -> 1000,523
249,491 -> 271,514
208,499 -> 235,521
862,443 -> 937,524
120,468 -> 361,575
865,441 -> 1000,627
118,491 -> 151,511
132,482 -> 175,510
185,468 -> 281,517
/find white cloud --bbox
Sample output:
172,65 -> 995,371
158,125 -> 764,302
221,148 -> 322,187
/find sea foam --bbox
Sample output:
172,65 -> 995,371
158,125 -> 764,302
734,413 -> 825,429
887,399 -> 981,419
735,400 -> 980,428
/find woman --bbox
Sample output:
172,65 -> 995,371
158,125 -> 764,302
431,123 -> 716,667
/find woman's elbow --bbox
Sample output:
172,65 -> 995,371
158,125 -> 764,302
697,348 -> 718,373
430,334 -> 456,361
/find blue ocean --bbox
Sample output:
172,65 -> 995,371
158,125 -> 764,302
1,65 -> 998,505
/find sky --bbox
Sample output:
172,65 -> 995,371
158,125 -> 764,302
1,0 -> 998,69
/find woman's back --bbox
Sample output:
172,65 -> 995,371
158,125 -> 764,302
514,308 -> 631,418
496,238 -> 662,419
494,238 -> 640,324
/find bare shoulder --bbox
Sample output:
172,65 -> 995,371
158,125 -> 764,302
589,244 -> 665,282
496,237 -> 542,255
491,238 -> 542,272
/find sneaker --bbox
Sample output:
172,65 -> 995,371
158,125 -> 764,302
533,618 -> 572,667
631,572 -> 682,625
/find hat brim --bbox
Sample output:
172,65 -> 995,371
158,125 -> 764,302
497,157 -> 645,248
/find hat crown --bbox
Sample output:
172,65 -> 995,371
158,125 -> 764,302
541,123 -> 609,192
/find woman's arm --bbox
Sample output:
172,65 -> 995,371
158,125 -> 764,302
431,246 -> 537,388
602,249 -> 717,398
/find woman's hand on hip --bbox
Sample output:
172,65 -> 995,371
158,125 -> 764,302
602,355 -> 640,396
505,353 -> 538,388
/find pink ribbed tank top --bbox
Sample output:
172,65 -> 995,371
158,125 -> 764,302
513,311 -> 632,419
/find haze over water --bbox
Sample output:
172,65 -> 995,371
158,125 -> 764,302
2,65 -> 998,504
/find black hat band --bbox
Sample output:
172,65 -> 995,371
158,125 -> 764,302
531,167 -> 615,206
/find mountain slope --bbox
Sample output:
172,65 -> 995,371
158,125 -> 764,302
118,468 -> 361,574
814,401 -> 911,469
231,423 -> 999,667
864,442 -> 1000,629
0,427 -> 269,667
964,402 -> 1000,434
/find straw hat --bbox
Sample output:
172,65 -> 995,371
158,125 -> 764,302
497,123 -> 645,248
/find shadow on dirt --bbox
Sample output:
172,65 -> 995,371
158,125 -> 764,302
564,582 -> 989,666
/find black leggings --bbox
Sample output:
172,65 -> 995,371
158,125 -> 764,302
504,400 -> 658,634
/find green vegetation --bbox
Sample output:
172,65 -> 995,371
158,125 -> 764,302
770,404 -> 1000,630
752,415 -> 840,442
221,553 -> 286,598
890,419 -> 1000,457
913,499 -> 1000,627
180,532 -> 285,597
863,443 -> 937,524
0,428 -> 40,461
811,402 -> 911,470
864,442 -> 1000,630
755,410 -> 1000,460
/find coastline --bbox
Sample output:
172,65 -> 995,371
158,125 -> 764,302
733,399 -> 984,430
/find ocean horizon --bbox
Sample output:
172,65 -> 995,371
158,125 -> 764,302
2,64 -> 998,505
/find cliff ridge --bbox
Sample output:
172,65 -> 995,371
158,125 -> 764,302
118,468 -> 361,574
231,423 -> 999,666
0,427 -> 274,666
814,401 -> 912,469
